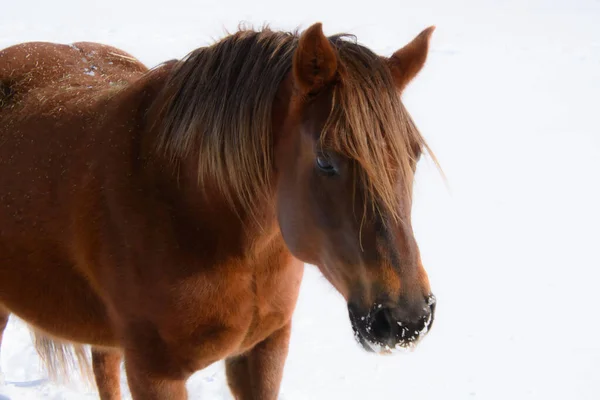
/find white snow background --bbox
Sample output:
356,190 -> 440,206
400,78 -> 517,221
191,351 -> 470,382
1,0 -> 599,398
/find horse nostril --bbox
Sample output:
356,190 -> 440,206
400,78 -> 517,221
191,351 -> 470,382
419,313 -> 431,332
427,294 -> 436,311
426,294 -> 436,329
396,313 -> 430,342
369,307 -> 394,340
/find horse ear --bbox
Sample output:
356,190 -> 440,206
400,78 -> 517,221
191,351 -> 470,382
293,22 -> 338,95
388,26 -> 435,91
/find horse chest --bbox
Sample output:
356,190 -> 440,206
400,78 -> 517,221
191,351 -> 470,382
158,254 -> 304,366
238,258 -> 304,350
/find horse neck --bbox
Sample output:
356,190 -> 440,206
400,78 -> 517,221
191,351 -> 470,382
136,68 -> 283,260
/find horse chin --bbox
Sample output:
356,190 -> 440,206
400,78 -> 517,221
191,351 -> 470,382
352,326 -> 423,355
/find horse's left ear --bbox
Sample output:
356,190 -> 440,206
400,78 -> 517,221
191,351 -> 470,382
388,26 -> 435,92
293,22 -> 338,96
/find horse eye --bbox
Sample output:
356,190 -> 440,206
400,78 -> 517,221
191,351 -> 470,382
316,154 -> 336,174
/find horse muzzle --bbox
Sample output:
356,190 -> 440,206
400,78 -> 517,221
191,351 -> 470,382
348,294 -> 436,353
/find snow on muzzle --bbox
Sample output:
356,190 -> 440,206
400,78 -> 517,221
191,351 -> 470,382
348,294 -> 436,354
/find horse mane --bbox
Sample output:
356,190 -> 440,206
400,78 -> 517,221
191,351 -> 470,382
155,27 -> 297,218
155,27 -> 432,222
321,34 -> 434,222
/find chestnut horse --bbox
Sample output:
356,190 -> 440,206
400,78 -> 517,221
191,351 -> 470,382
0,23 -> 436,399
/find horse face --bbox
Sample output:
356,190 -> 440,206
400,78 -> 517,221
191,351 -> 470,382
273,23 -> 437,352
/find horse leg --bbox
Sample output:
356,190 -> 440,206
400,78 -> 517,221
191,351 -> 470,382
0,308 -> 9,385
121,333 -> 189,400
92,348 -> 122,400
225,323 -> 292,400
124,356 -> 188,400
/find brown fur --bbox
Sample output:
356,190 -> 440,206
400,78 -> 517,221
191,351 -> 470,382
92,348 -> 123,399
388,26 -> 436,92
0,23 -> 436,399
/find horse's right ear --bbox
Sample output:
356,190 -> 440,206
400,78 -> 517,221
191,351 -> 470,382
293,23 -> 338,96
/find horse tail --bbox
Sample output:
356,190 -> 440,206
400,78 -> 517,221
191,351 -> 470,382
32,330 -> 94,387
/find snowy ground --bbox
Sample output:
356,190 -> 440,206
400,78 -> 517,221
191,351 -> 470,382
1,0 -> 599,399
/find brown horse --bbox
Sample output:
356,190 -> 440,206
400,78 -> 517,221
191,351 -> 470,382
0,22 -> 436,399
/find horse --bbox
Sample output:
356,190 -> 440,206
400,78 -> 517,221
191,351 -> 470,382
0,22 -> 437,399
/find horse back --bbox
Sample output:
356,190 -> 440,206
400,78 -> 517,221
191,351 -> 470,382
0,41 -> 146,97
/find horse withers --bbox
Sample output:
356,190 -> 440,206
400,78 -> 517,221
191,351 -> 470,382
0,22 -> 436,399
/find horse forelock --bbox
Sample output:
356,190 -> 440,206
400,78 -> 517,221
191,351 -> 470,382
320,36 -> 433,222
